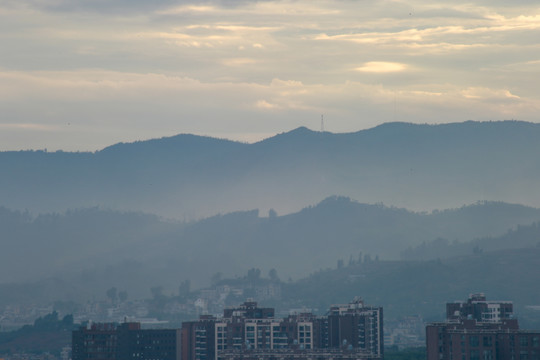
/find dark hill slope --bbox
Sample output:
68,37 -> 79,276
1,121 -> 540,218
402,218 -> 540,260
120,197 -> 540,286
2,197 -> 540,296
283,247 -> 540,325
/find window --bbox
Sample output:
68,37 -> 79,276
470,336 -> 479,347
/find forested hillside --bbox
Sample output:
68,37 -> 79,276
0,198 -> 539,301
282,247 -> 540,327
2,121 -> 540,218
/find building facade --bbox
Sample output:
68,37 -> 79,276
182,298 -> 383,360
326,297 -> 383,356
72,322 -> 181,360
426,293 -> 540,360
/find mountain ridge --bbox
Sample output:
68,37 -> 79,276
2,120 -> 540,218
1,197 -> 540,297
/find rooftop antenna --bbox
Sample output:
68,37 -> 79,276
320,114 -> 325,132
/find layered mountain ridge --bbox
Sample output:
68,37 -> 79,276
2,120 -> 540,218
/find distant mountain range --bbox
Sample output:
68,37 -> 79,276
1,197 -> 540,300
2,120 -> 540,218
283,246 -> 540,327
2,120 -> 540,313
402,220 -> 540,260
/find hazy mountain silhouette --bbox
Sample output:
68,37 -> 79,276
2,120 -> 540,218
1,197 -> 540,300
402,219 -> 540,260
282,247 -> 540,326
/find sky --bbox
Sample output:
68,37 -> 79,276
1,0 -> 540,151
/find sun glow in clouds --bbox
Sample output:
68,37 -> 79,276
356,62 -> 407,73
2,0 -> 540,150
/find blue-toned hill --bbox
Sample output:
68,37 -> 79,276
1,120 -> 539,218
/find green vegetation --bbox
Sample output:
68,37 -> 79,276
2,196 -> 540,303
280,247 -> 540,322
0,311 -> 73,355
385,347 -> 426,360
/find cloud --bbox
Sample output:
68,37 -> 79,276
461,87 -> 521,101
222,57 -> 258,66
155,4 -> 218,15
356,62 -> 407,73
11,0 -> 177,14
256,100 -> 279,109
0,123 -> 60,131
1,0 -> 540,150
1,69 -> 533,122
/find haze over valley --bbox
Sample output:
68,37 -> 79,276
1,121 -> 540,307
3,0 -> 540,357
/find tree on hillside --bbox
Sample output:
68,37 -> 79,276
106,287 -> 117,304
211,272 -> 223,286
150,286 -> 164,300
0,312 -> 74,355
247,268 -> 261,283
269,268 -> 280,282
178,280 -> 191,299
118,290 -> 128,303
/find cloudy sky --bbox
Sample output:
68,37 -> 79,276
1,0 -> 540,151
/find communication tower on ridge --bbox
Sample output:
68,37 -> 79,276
320,114 -> 325,132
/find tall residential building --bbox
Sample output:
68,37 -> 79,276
426,293 -> 540,360
326,297 -> 384,356
181,298 -> 383,360
72,322 -> 181,360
